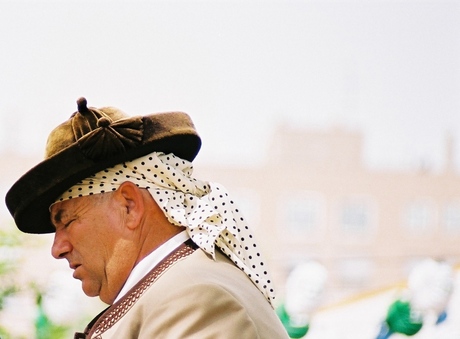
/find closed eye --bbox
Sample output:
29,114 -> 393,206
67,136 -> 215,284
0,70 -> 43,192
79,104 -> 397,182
64,219 -> 76,228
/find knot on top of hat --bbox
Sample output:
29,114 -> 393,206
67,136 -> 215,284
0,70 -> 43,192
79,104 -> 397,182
77,97 -> 89,113
73,97 -> 112,139
78,115 -> 144,160
97,117 -> 111,128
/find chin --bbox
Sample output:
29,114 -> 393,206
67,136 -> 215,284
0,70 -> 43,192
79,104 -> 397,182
81,282 -> 100,298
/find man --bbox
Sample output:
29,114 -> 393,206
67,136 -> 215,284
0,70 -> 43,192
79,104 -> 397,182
6,98 -> 289,338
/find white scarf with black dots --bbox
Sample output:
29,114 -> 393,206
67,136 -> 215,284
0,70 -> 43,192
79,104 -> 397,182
54,152 -> 275,305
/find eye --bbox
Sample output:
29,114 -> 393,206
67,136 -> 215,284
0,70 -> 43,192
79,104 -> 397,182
64,219 -> 76,228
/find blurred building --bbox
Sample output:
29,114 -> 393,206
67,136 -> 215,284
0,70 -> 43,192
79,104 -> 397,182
2,125 -> 460,311
194,125 -> 460,305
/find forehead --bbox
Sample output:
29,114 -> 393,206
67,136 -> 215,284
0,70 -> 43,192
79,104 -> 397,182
50,194 -> 101,224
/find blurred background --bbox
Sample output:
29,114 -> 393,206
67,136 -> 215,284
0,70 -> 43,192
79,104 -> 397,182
1,0 -> 460,338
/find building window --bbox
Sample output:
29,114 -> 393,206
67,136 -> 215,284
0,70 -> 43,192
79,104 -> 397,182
339,198 -> 374,233
443,202 -> 460,233
280,192 -> 324,235
404,199 -> 436,233
338,258 -> 373,288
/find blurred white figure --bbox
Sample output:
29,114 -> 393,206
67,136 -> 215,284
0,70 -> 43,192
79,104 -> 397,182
284,261 -> 328,327
407,258 -> 454,323
375,258 -> 454,339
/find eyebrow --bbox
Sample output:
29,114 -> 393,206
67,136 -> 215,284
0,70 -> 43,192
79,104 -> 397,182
52,209 -> 65,225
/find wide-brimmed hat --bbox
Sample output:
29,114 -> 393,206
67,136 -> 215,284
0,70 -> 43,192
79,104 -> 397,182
5,97 -> 201,234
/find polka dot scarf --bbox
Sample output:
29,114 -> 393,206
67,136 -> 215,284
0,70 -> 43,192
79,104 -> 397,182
54,152 -> 275,305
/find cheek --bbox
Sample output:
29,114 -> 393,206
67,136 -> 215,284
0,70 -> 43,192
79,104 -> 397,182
80,212 -> 119,243
75,211 -> 125,268
71,221 -> 112,266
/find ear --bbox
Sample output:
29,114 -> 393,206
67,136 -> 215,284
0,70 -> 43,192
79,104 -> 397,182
115,181 -> 145,230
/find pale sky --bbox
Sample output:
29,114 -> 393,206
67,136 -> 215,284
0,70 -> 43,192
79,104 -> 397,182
1,0 -> 459,171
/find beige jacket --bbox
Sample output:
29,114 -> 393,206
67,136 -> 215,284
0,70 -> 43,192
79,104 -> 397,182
80,241 -> 289,339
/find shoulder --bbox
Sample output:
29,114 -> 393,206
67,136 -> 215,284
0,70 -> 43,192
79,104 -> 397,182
132,248 -> 288,338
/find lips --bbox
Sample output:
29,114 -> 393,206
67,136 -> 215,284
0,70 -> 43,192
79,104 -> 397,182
72,265 -> 83,279
68,262 -> 82,278
69,263 -> 81,270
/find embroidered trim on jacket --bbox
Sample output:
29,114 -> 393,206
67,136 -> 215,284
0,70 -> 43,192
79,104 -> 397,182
89,240 -> 197,338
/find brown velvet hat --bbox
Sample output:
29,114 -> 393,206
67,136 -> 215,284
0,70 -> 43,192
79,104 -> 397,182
5,97 -> 201,234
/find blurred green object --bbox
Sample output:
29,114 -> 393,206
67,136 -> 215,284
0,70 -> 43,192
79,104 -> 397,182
0,228 -> 22,338
385,299 -> 423,336
276,304 -> 310,338
35,292 -> 69,339
35,293 -> 53,339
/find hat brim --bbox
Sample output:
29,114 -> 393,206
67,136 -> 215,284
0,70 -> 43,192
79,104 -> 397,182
5,112 -> 201,234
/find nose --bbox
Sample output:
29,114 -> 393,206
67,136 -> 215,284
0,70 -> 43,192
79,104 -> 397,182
51,229 -> 72,259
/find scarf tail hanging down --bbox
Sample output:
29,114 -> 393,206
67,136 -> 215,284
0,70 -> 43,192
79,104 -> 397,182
54,152 -> 276,305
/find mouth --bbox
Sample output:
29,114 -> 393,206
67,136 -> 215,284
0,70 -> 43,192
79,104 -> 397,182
69,263 -> 81,270
72,265 -> 82,279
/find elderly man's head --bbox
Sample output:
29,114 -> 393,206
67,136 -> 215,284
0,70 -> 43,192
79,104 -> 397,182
49,181 -> 183,304
4,98 -> 198,304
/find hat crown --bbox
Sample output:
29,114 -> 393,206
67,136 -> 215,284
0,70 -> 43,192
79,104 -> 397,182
45,98 -> 129,159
